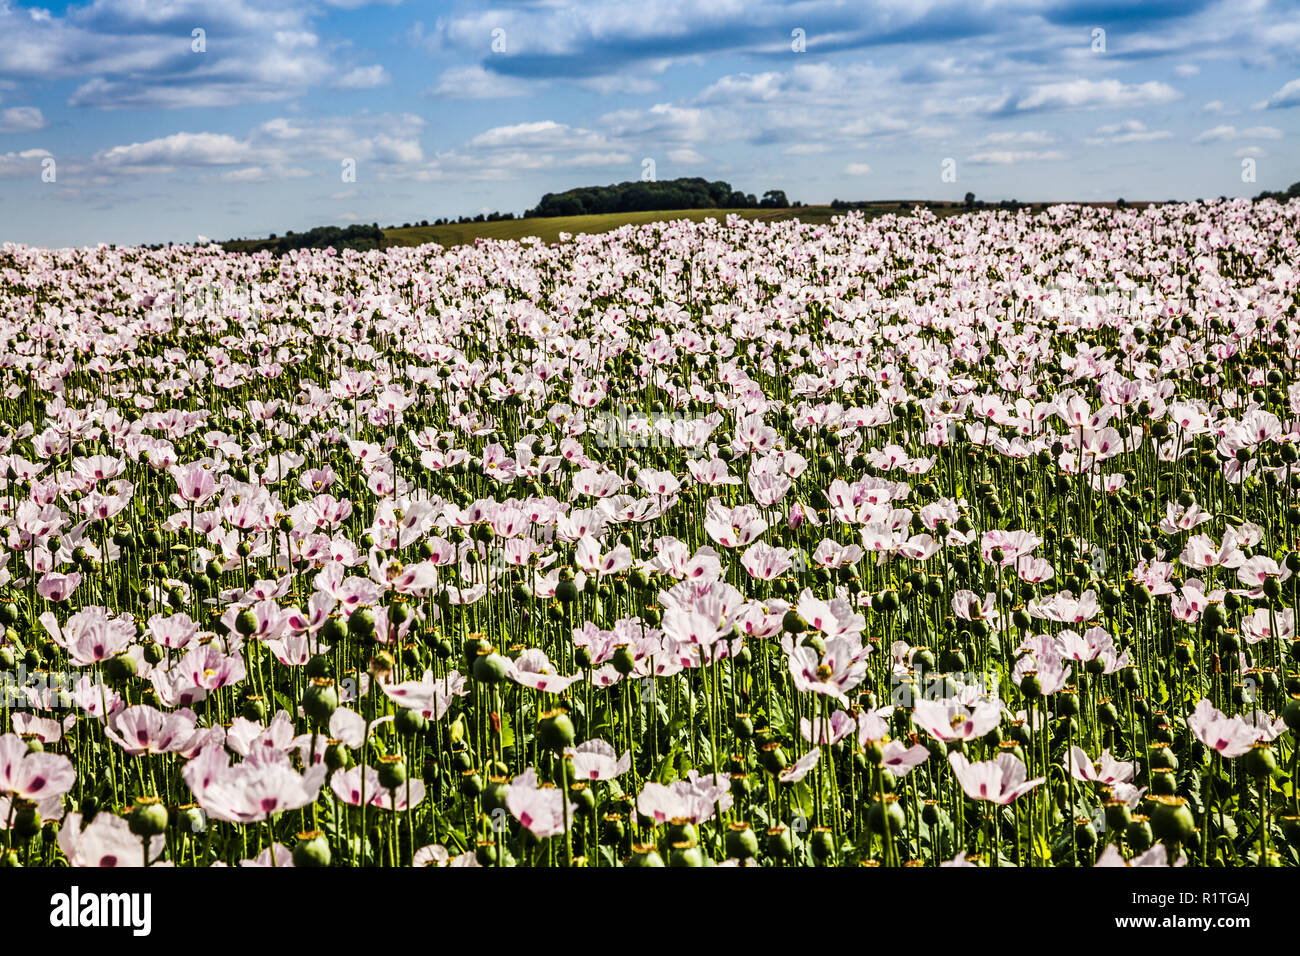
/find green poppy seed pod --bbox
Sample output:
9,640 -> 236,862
128,797 -> 170,838
12,802 -> 41,842
1244,742 -> 1278,779
628,844 -> 665,867
668,841 -> 704,867
302,677 -> 339,726
347,606 -> 376,641
1104,799 -> 1132,831
480,778 -> 510,816
319,616 -> 347,646
232,606 -> 258,637
921,799 -> 945,827
1149,770 -> 1177,796
1019,672 -> 1042,699
377,755 -> 407,790
601,813 -> 626,845
1148,743 -> 1177,773
472,651 -> 508,684
759,741 -> 788,774
612,644 -> 636,676
1125,815 -> 1153,851
570,782 -> 596,818
766,825 -> 793,861
305,654 -> 332,679
725,822 -> 759,860
732,713 -> 754,739
388,601 -> 411,627
1074,818 -> 1098,851
459,770 -> 484,797
240,696 -> 267,722
1282,696 -> 1300,732
782,609 -> 805,634
808,827 -> 835,862
538,709 -> 575,752
104,652 -> 137,684
1146,796 -> 1195,845
866,794 -> 905,836
324,739 -> 350,772
293,830 -> 331,867
395,707 -> 426,735
555,579 -> 579,603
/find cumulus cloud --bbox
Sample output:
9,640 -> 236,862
428,66 -> 534,99
1013,79 -> 1180,112
1262,77 -> 1300,109
1085,120 -> 1172,145
0,106 -> 44,131
336,65 -> 390,90
966,149 -> 1067,165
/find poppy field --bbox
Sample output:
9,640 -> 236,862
2,199 -> 1299,868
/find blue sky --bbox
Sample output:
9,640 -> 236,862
0,0 -> 1298,247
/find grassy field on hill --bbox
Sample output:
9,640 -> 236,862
222,203 -> 963,254
222,200 -> 1149,254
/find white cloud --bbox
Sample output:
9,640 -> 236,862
1085,120 -> 1172,145
428,65 -> 533,99
1174,64 -> 1200,77
1014,79 -> 1180,112
0,147 -> 53,178
843,162 -> 871,175
979,130 -> 1055,146
95,132 -> 263,172
1193,124 -> 1236,143
1263,77 -> 1300,109
1193,125 -> 1281,143
467,120 -> 608,150
0,106 -> 45,132
784,143 -> 830,155
336,65 -> 390,90
966,149 -> 1066,165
